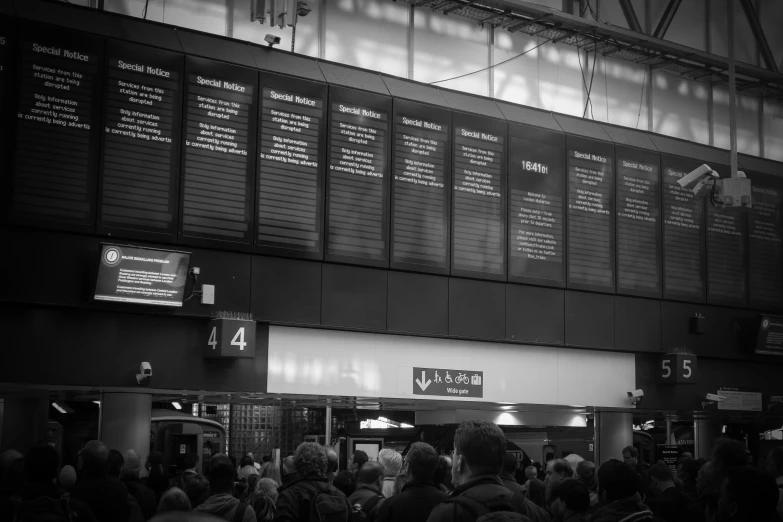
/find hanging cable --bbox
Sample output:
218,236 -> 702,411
635,67 -> 647,129
142,0 -> 150,19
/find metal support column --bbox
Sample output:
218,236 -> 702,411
325,400 -> 332,446
728,0 -> 738,177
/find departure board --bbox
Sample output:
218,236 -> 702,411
98,41 -> 183,239
180,57 -> 257,247
566,137 -> 614,292
616,147 -> 661,298
325,88 -> 391,267
11,28 -> 102,231
257,74 -> 326,259
451,114 -> 506,281
748,173 -> 783,311
508,125 -> 565,286
706,165 -> 747,307
390,100 -> 450,274
662,156 -> 706,302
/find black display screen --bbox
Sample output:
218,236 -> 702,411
748,174 -> 783,311
566,136 -> 614,292
706,165 -> 747,307
508,125 -> 565,286
390,100 -> 451,274
615,147 -> 661,297
180,57 -> 257,247
11,27 -> 103,231
98,41 -> 183,240
257,74 -> 326,258
662,155 -> 705,302
325,88 -> 391,267
451,113 -> 506,280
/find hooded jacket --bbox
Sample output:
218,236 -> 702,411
274,474 -> 352,522
589,494 -> 654,522
376,480 -> 448,522
194,492 -> 256,522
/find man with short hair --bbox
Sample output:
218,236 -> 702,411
195,454 -> 256,522
274,442 -> 352,522
766,447 -> 783,519
622,446 -> 648,475
325,446 -> 339,484
378,449 -> 402,498
645,463 -> 704,522
349,462 -> 385,521
548,479 -> 590,522
281,455 -> 298,485
717,466 -> 780,522
675,457 -> 701,498
500,453 -> 524,495
350,450 -> 369,477
121,449 -> 157,521
70,440 -> 132,522
376,442 -> 447,522
247,452 -> 262,471
545,459 -> 574,485
589,459 -> 653,522
426,421 -> 548,522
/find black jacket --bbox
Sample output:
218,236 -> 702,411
426,475 -> 549,522
376,480 -> 447,522
498,473 -> 524,496
589,494 -> 654,522
122,476 -> 157,521
273,474 -> 352,522
70,475 -> 131,522
0,482 -> 99,522
645,487 -> 705,522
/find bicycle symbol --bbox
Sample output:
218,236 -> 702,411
455,372 -> 469,384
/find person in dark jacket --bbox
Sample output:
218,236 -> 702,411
500,454 -> 524,496
273,442 -> 351,522
716,466 -> 780,522
547,479 -> 590,522
589,460 -> 653,522
123,449 -> 158,521
426,421 -> 549,522
280,456 -> 299,486
644,464 -> 704,522
348,462 -> 385,519
144,452 -> 171,504
333,470 -> 357,498
376,442 -> 447,522
194,454 -> 255,522
70,440 -> 132,522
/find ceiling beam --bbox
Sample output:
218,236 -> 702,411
618,0 -> 643,34
652,0 -> 681,39
738,0 -> 779,73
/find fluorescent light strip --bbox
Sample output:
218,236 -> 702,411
172,402 -> 182,410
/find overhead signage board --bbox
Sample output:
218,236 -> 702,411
451,113 -> 507,281
661,155 -> 706,303
706,165 -> 747,307
615,147 -> 661,298
98,41 -> 183,240
748,174 -> 783,311
756,315 -> 783,356
717,387 -> 762,412
390,100 -> 451,274
180,56 -> 257,247
205,318 -> 256,358
507,125 -> 565,286
94,244 -> 190,307
11,26 -> 103,232
325,87 -> 391,267
566,136 -> 615,292
257,74 -> 327,259
412,367 -> 483,398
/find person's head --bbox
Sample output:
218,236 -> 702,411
246,452 -> 255,462
294,442 -> 328,477
0,449 -> 24,493
545,458 -> 573,484
697,460 -> 714,498
324,446 -> 339,474
766,447 -> 783,479
58,465 -> 77,489
548,479 -> 590,518
563,454 -> 584,478
158,487 -> 192,513
712,439 -> 748,493
452,421 -> 506,484
597,459 -> 640,502
208,454 -> 236,494
281,455 -> 296,477
147,451 -> 165,476
262,455 -> 271,463
717,467 -> 779,522
502,453 -> 518,476
24,443 -> 59,483
122,449 -> 142,479
349,450 -> 368,474
333,470 -> 356,497
405,442 -> 439,483
240,455 -> 253,468
247,474 -> 260,493
575,460 -> 596,492
432,455 -> 449,488
81,440 -> 110,478
524,466 -> 537,482
183,473 -> 210,509
647,463 -> 675,494
357,461 -> 385,492
676,457 -> 701,486
184,453 -> 199,471
621,446 -> 638,467
393,473 -> 407,496
260,463 -> 281,485
526,479 -> 546,508
255,477 -> 279,504
378,449 -> 402,478
108,449 -> 124,479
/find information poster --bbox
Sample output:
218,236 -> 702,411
99,41 -> 183,239
180,57 -> 256,247
451,114 -> 506,280
616,147 -> 661,297
508,125 -> 565,286
326,88 -> 391,266
390,100 -> 450,274
706,165 -> 747,307
717,387 -> 762,412
662,156 -> 706,303
756,315 -> 783,356
11,27 -> 102,231
566,137 -> 614,292
257,74 -> 326,258
748,174 -> 783,311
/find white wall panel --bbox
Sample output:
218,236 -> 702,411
652,71 -> 710,145
232,0 -> 320,58
537,44 -> 584,117
161,0 -> 228,35
589,55 -> 648,129
267,326 -> 635,408
493,32 -> 541,108
712,87 -> 760,157
763,99 -> 783,162
413,9 -> 489,97
104,0 -> 160,20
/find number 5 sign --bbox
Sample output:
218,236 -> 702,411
659,353 -> 698,385
204,318 -> 256,359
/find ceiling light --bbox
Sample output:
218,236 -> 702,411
172,402 -> 182,410
93,401 -> 101,406
52,402 -> 73,414
400,423 -> 414,428
500,405 -> 516,410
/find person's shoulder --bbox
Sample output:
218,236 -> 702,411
243,502 -> 257,522
426,501 -> 453,522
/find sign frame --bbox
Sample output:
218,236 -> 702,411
204,318 -> 256,359
746,172 -> 783,312
659,353 -> 698,385
412,366 -> 484,398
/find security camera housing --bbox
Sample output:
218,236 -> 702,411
677,164 -> 714,191
140,362 -> 152,376
265,34 -> 281,46
705,393 -> 726,402
627,389 -> 644,399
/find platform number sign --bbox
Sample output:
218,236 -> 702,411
204,319 -> 255,359
660,353 -> 697,385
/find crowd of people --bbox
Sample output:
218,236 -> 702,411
0,420 -> 782,522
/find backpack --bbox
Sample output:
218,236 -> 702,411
302,484 -> 351,522
443,495 -> 524,522
351,494 -> 383,522
13,494 -> 75,522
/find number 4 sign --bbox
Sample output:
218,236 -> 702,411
660,353 -> 697,385
204,318 -> 256,359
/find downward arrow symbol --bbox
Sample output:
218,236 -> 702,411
415,370 -> 432,391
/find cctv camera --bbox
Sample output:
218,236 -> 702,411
136,362 -> 152,385
265,34 -> 281,47
296,1 -> 311,17
627,389 -> 644,399
677,164 -> 718,195
705,393 -> 726,402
